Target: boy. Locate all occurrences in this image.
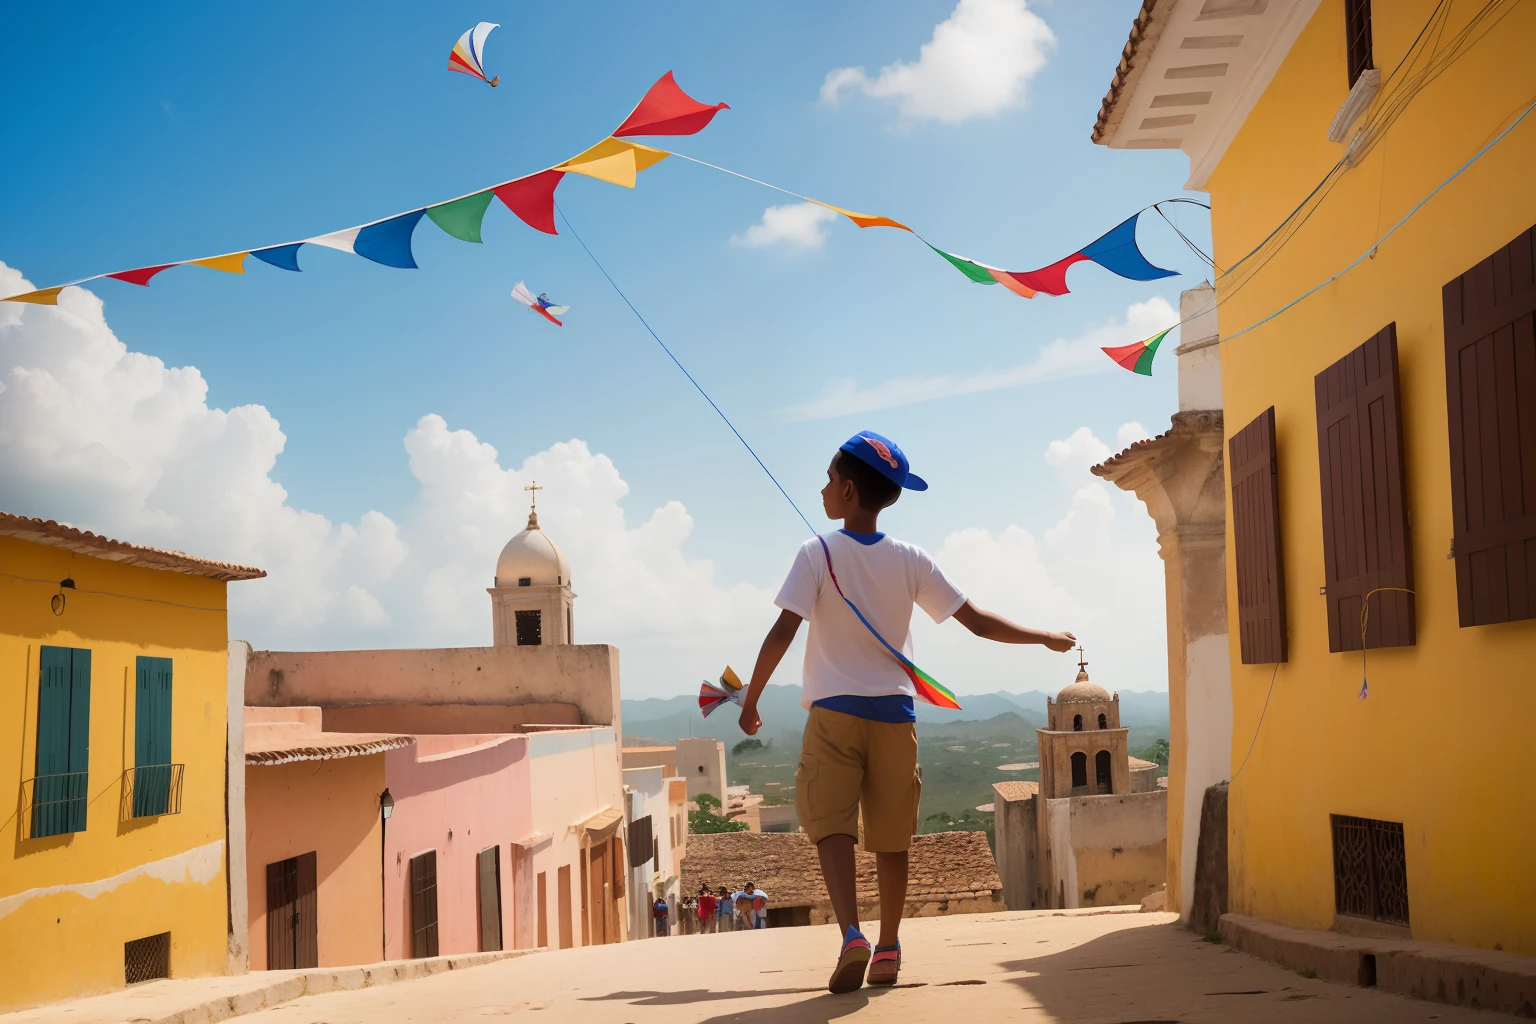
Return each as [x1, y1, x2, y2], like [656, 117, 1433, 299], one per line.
[698, 884, 718, 934]
[738, 431, 1075, 993]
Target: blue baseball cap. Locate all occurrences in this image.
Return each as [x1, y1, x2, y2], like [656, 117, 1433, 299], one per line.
[839, 431, 928, 491]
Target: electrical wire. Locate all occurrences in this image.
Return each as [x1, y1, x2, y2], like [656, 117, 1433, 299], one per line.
[1357, 587, 1417, 699]
[1228, 661, 1281, 785]
[0, 568, 227, 613]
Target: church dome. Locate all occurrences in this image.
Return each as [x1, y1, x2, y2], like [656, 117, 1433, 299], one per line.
[495, 510, 571, 588]
[1056, 666, 1111, 704]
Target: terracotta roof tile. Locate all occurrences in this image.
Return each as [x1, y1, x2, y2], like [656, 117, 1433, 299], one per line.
[1092, 0, 1170, 144]
[992, 781, 1040, 803]
[0, 512, 266, 581]
[246, 727, 413, 765]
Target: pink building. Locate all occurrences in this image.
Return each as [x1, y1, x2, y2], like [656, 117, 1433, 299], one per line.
[238, 508, 629, 965]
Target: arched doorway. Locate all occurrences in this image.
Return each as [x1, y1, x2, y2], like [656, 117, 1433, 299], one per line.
[1095, 750, 1113, 793]
[1071, 751, 1088, 789]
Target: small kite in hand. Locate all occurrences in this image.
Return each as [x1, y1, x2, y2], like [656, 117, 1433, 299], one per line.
[511, 281, 569, 326]
[699, 666, 745, 718]
[449, 23, 500, 87]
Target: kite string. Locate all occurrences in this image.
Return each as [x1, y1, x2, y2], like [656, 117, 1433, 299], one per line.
[552, 200, 815, 536]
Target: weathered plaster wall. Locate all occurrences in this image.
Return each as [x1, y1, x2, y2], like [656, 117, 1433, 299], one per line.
[245, 754, 384, 969]
[1180, 632, 1232, 917]
[1209, 0, 1536, 954]
[992, 787, 1036, 910]
[675, 738, 727, 802]
[0, 538, 235, 1011]
[1069, 791, 1168, 908]
[322, 703, 581, 734]
[246, 645, 621, 734]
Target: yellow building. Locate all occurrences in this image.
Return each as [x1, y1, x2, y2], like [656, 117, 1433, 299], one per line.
[0, 514, 264, 1011]
[1094, 0, 1535, 956]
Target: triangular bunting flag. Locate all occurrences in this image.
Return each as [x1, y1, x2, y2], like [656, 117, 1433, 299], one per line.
[426, 191, 496, 243]
[189, 253, 248, 274]
[353, 210, 425, 269]
[2, 286, 66, 304]
[558, 138, 670, 189]
[493, 170, 565, 235]
[613, 71, 730, 137]
[107, 264, 177, 287]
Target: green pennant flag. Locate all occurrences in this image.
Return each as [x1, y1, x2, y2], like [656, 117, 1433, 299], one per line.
[928, 244, 998, 285]
[426, 191, 496, 244]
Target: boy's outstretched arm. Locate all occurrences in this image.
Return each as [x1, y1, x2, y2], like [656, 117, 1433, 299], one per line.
[739, 608, 803, 736]
[953, 600, 1076, 651]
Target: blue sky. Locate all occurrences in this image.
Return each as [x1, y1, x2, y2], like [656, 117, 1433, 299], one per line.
[0, 1, 1211, 699]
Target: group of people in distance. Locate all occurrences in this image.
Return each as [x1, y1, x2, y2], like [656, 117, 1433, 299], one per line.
[658, 882, 769, 935]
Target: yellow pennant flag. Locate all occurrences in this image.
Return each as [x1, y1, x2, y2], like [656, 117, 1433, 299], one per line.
[810, 200, 911, 232]
[558, 138, 670, 189]
[189, 253, 249, 274]
[2, 286, 66, 304]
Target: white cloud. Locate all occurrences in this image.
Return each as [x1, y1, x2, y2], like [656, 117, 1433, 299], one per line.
[820, 0, 1056, 124]
[911, 430, 1166, 693]
[0, 263, 777, 697]
[0, 263, 1166, 700]
[782, 297, 1176, 421]
[1117, 421, 1152, 449]
[730, 203, 839, 250]
[1044, 427, 1111, 481]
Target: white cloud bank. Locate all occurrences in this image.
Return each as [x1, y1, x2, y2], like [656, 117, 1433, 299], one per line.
[0, 261, 1166, 698]
[821, 0, 1056, 124]
[731, 203, 839, 250]
[783, 296, 1177, 421]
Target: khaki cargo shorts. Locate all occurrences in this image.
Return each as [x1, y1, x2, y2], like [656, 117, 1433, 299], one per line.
[795, 705, 921, 853]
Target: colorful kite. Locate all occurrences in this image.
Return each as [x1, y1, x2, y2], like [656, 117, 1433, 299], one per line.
[0, 72, 725, 305]
[511, 281, 569, 325]
[698, 666, 746, 718]
[1101, 326, 1174, 375]
[448, 23, 500, 87]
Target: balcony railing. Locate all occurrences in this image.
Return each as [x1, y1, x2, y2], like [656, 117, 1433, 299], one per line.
[21, 771, 89, 839]
[119, 764, 185, 820]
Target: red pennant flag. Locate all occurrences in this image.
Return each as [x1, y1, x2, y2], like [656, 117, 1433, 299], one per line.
[493, 170, 565, 235]
[1007, 253, 1090, 297]
[107, 264, 177, 287]
[613, 71, 730, 137]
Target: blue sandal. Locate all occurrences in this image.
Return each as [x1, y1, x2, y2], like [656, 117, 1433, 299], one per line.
[828, 926, 872, 993]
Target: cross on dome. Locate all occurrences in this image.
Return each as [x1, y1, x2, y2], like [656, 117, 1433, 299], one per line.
[524, 480, 543, 528]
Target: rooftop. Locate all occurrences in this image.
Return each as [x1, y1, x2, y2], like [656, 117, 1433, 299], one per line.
[681, 831, 1000, 907]
[0, 512, 266, 582]
[1090, 0, 1317, 188]
[245, 724, 414, 765]
[993, 781, 1041, 803]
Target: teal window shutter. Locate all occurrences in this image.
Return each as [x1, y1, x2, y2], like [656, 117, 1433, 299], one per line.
[133, 656, 173, 817]
[34, 645, 90, 836]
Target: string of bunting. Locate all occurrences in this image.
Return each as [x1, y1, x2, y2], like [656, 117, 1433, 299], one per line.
[2, 73, 1190, 320]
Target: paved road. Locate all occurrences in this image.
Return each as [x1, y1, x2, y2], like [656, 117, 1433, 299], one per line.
[234, 910, 1479, 1023]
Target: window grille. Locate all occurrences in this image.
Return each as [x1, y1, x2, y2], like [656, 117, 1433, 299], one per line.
[124, 931, 170, 984]
[1331, 814, 1409, 925]
[120, 764, 185, 820]
[515, 609, 542, 646]
[23, 771, 89, 839]
[1344, 0, 1373, 87]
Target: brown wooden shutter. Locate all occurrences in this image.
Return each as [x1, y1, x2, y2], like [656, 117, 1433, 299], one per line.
[410, 851, 439, 957]
[1230, 406, 1289, 663]
[1442, 224, 1536, 626]
[294, 852, 318, 969]
[1314, 324, 1415, 651]
[477, 846, 503, 952]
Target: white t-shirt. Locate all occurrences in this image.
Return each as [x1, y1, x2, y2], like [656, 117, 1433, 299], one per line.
[774, 532, 966, 708]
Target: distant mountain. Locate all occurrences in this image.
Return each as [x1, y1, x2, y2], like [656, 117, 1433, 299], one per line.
[619, 684, 1166, 745]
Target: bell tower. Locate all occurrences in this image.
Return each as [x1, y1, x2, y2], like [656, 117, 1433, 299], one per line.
[488, 482, 575, 646]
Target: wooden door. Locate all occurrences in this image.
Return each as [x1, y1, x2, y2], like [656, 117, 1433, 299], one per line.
[410, 851, 439, 958]
[265, 852, 317, 969]
[477, 846, 503, 952]
[556, 864, 573, 949]
[536, 870, 548, 948]
[588, 840, 609, 945]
